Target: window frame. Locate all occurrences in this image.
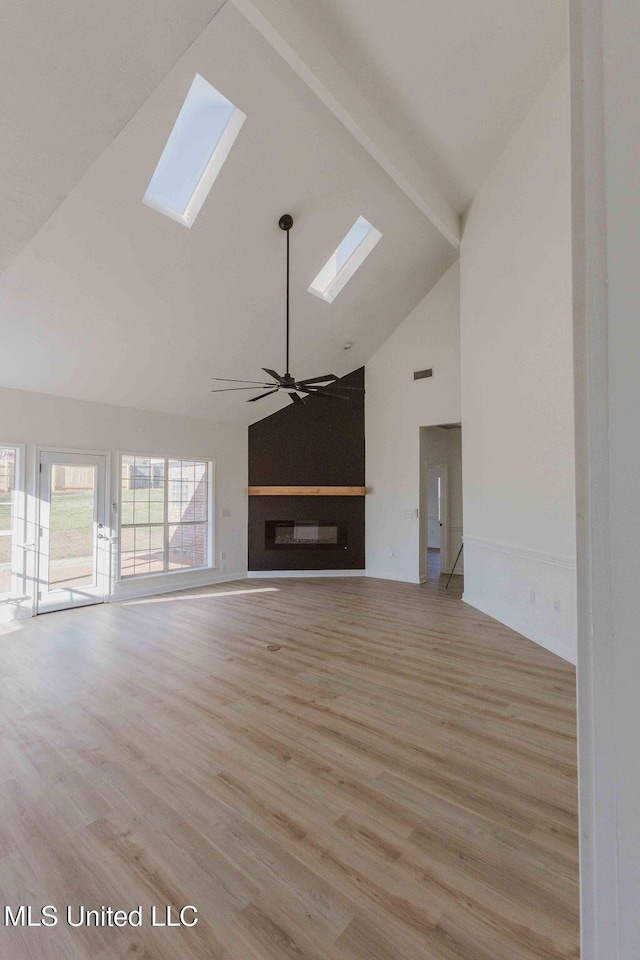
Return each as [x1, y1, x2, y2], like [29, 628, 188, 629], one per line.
[117, 452, 215, 582]
[0, 441, 27, 603]
[308, 215, 383, 304]
[142, 73, 246, 228]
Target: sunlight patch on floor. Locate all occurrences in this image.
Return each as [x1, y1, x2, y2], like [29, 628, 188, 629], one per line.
[122, 586, 279, 605]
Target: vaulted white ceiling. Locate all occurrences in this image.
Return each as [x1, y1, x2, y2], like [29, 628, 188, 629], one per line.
[0, 0, 226, 274]
[1, 0, 566, 423]
[294, 0, 568, 211]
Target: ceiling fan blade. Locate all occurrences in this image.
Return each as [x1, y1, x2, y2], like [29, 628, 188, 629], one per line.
[262, 368, 286, 384]
[301, 386, 349, 398]
[302, 388, 347, 401]
[247, 389, 280, 402]
[211, 386, 275, 393]
[297, 374, 338, 386]
[211, 377, 274, 385]
[289, 392, 305, 406]
[313, 384, 365, 392]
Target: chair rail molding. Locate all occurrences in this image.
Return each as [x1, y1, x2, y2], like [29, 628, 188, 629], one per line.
[463, 535, 576, 571]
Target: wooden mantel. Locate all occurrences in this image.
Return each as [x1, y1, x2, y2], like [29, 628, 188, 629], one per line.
[248, 485, 367, 496]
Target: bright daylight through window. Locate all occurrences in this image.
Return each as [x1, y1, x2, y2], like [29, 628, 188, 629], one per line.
[308, 215, 382, 303]
[120, 456, 210, 579]
[0, 445, 18, 599]
[143, 73, 246, 227]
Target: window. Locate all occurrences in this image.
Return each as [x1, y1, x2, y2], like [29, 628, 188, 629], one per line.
[0, 445, 19, 599]
[308, 215, 382, 303]
[119, 456, 211, 579]
[143, 73, 246, 227]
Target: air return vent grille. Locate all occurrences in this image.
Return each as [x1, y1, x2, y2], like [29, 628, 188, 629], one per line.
[413, 368, 433, 380]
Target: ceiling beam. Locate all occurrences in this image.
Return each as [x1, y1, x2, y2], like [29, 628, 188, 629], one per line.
[232, 0, 460, 248]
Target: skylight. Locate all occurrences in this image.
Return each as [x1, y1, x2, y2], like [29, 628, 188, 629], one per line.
[143, 74, 246, 228]
[308, 216, 382, 303]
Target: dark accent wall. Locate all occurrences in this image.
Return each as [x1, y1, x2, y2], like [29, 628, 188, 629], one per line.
[248, 367, 365, 570]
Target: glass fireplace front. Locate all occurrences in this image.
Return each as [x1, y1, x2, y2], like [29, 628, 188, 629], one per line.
[265, 520, 346, 549]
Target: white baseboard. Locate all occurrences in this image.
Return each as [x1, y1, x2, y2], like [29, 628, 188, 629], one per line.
[248, 569, 366, 579]
[111, 569, 247, 602]
[462, 537, 577, 663]
[365, 571, 421, 584]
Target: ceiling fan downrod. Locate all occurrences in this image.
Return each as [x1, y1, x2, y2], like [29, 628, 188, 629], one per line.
[279, 213, 293, 379]
[210, 213, 365, 406]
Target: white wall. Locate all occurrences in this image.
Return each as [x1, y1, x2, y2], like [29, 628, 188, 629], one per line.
[571, 1, 640, 955]
[0, 386, 247, 618]
[460, 60, 576, 662]
[365, 261, 461, 583]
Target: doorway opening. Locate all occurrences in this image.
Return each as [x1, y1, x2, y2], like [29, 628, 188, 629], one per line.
[419, 424, 463, 588]
[426, 463, 443, 579]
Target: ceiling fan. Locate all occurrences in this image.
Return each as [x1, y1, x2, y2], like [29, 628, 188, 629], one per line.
[211, 214, 364, 406]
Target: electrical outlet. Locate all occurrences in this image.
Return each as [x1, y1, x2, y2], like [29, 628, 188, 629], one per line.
[391, 550, 397, 559]
[530, 590, 536, 603]
[554, 598, 560, 614]
[221, 552, 226, 561]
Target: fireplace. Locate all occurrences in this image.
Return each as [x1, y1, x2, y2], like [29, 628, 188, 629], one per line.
[248, 366, 365, 572]
[249, 495, 363, 570]
[265, 520, 346, 550]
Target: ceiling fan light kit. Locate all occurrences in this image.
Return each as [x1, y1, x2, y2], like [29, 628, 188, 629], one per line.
[211, 215, 365, 406]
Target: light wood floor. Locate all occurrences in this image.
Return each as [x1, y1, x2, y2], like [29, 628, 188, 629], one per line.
[426, 548, 443, 580]
[0, 575, 579, 959]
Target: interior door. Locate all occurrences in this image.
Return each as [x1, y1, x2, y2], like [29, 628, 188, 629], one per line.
[426, 464, 442, 549]
[439, 463, 450, 574]
[37, 451, 109, 613]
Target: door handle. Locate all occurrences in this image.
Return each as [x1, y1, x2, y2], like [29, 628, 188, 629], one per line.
[18, 543, 36, 549]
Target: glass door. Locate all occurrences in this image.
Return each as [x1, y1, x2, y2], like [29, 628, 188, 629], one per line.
[0, 445, 19, 600]
[37, 451, 109, 613]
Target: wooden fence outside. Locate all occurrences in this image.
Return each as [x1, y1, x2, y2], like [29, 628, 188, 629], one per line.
[52, 465, 95, 491]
